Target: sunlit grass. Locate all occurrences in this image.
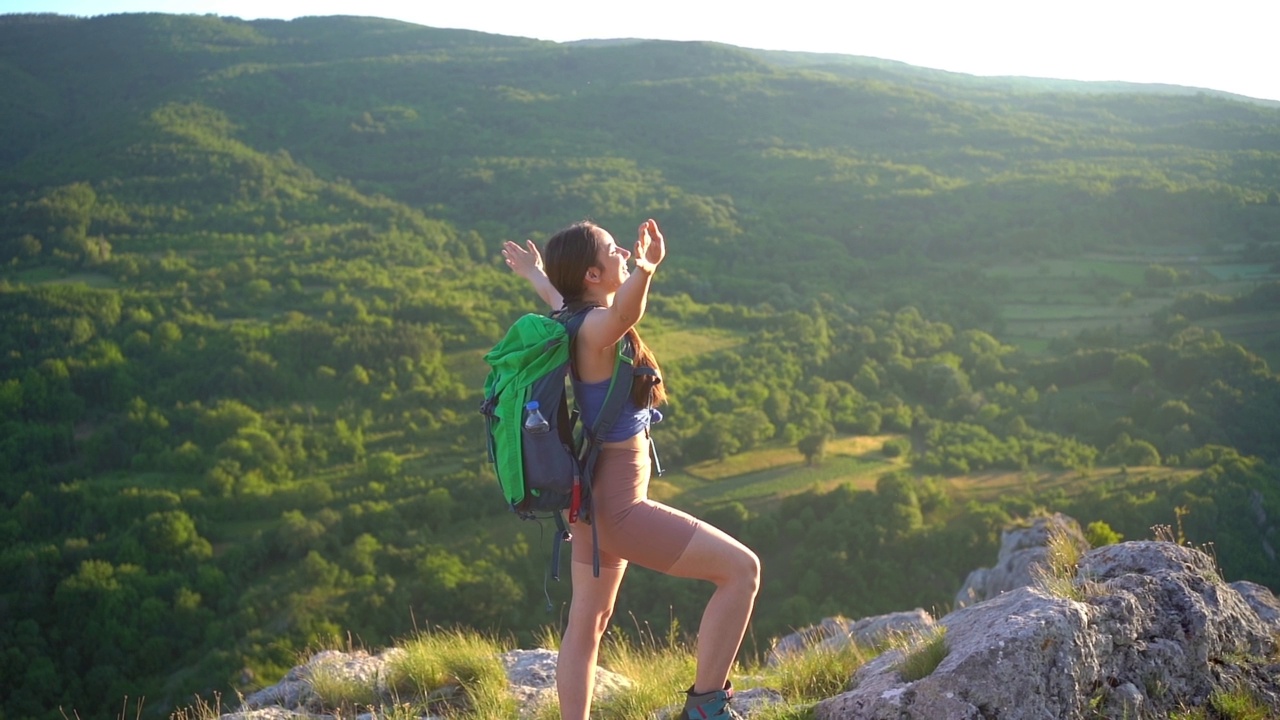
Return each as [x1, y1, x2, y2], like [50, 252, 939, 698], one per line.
[533, 624, 562, 652]
[755, 637, 870, 703]
[385, 629, 515, 719]
[1170, 685, 1273, 720]
[892, 626, 949, 682]
[684, 436, 901, 482]
[676, 454, 888, 508]
[648, 326, 745, 363]
[183, 621, 1280, 720]
[168, 692, 229, 720]
[1032, 524, 1087, 601]
[307, 659, 381, 714]
[591, 621, 697, 720]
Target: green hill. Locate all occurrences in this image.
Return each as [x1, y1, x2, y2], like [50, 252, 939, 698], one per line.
[0, 12, 1278, 720]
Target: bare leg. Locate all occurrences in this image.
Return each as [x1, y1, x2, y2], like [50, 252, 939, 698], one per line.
[557, 560, 627, 720]
[664, 520, 760, 694]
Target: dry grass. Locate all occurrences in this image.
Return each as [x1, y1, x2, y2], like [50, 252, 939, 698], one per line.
[1031, 524, 1091, 602]
[757, 638, 870, 703]
[385, 629, 515, 719]
[891, 626, 949, 682]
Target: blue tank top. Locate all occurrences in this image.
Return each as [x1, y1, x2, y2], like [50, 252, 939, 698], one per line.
[573, 376, 663, 442]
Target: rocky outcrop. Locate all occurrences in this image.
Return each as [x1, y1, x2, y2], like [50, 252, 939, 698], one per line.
[228, 647, 630, 720]
[223, 518, 1280, 720]
[953, 512, 1089, 609]
[814, 541, 1280, 720]
[768, 609, 936, 665]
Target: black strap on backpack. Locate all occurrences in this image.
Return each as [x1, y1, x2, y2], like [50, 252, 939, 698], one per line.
[547, 304, 656, 580]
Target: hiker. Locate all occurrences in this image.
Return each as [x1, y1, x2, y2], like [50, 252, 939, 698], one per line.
[502, 219, 761, 720]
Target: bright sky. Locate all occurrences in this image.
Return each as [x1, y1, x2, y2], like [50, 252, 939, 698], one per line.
[5, 0, 1280, 103]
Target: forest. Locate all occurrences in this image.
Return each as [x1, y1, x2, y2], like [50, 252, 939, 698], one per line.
[1, 11, 1279, 720]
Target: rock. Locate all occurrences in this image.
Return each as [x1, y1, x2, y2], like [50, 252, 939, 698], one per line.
[219, 709, 316, 720]
[1230, 580, 1280, 631]
[498, 647, 631, 716]
[954, 512, 1089, 609]
[768, 610, 936, 665]
[222, 518, 1280, 720]
[845, 610, 936, 650]
[242, 648, 405, 712]
[815, 541, 1280, 719]
[232, 647, 630, 720]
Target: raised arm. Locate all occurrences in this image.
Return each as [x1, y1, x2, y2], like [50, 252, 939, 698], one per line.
[582, 218, 665, 349]
[503, 239, 562, 310]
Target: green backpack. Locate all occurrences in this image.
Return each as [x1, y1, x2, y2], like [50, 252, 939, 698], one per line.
[479, 306, 643, 583]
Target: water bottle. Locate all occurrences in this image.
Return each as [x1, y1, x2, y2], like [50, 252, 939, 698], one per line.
[523, 400, 550, 434]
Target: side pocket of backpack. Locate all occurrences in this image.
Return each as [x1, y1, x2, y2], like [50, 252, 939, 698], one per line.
[521, 426, 578, 512]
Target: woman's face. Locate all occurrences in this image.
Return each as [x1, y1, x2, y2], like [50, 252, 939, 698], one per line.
[591, 228, 631, 290]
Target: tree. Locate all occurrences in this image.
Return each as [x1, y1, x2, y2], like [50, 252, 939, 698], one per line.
[798, 431, 830, 466]
[366, 451, 402, 481]
[875, 472, 924, 540]
[1084, 521, 1123, 547]
[1110, 352, 1151, 390]
[1144, 264, 1182, 288]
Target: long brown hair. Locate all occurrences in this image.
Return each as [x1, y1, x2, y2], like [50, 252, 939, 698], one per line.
[544, 221, 667, 408]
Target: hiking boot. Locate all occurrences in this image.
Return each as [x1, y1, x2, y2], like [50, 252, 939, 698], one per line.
[682, 682, 744, 720]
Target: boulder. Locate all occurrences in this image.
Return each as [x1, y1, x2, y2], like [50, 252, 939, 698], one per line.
[233, 647, 629, 720]
[954, 512, 1089, 609]
[221, 519, 1280, 720]
[768, 610, 936, 665]
[815, 541, 1280, 720]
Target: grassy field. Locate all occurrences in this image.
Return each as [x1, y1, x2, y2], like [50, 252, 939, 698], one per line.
[646, 326, 744, 363]
[945, 465, 1198, 503]
[653, 431, 1201, 516]
[986, 248, 1280, 357]
[1198, 312, 1280, 371]
[658, 435, 906, 511]
[24, 268, 117, 287]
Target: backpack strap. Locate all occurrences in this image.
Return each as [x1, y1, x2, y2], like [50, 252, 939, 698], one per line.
[577, 340, 637, 577]
[556, 305, 647, 578]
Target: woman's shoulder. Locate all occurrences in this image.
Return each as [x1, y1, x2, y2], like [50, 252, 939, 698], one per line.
[575, 306, 622, 343]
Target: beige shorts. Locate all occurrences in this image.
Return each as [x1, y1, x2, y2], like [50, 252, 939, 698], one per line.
[571, 435, 700, 572]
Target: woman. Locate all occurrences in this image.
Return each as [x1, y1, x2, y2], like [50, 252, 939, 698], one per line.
[503, 219, 760, 720]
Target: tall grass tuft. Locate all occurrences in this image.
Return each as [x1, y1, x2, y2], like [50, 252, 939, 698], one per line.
[590, 618, 698, 720]
[307, 659, 381, 715]
[1032, 524, 1087, 601]
[1206, 685, 1272, 720]
[168, 692, 228, 720]
[1170, 685, 1272, 720]
[756, 638, 870, 703]
[385, 628, 515, 719]
[533, 623, 562, 652]
[1153, 510, 1225, 585]
[893, 626, 949, 682]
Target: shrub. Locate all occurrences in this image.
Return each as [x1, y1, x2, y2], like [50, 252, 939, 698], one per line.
[881, 438, 910, 458]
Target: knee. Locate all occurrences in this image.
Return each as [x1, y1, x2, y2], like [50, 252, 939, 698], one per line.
[736, 547, 761, 595]
[716, 545, 760, 595]
[569, 601, 616, 638]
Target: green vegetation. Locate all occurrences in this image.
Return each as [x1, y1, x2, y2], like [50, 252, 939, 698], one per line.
[763, 638, 869, 702]
[388, 630, 515, 718]
[1031, 522, 1089, 601]
[1171, 685, 1274, 720]
[0, 12, 1278, 720]
[893, 626, 950, 682]
[190, 624, 865, 719]
[592, 625, 698, 720]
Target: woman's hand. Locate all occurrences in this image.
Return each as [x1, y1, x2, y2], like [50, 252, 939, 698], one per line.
[634, 219, 665, 274]
[504, 239, 563, 310]
[502, 239, 545, 280]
